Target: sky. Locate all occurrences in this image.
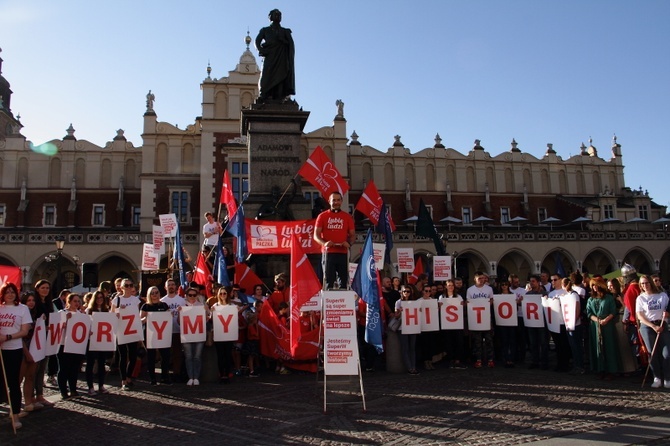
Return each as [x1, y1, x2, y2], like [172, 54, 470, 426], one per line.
[1, 1, 669, 209]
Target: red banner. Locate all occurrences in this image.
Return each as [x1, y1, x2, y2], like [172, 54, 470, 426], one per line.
[0, 266, 22, 290]
[246, 218, 320, 255]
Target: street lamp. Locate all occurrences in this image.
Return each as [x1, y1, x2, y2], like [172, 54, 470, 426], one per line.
[45, 235, 66, 296]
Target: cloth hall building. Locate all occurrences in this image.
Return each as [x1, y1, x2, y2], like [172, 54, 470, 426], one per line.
[0, 43, 668, 292]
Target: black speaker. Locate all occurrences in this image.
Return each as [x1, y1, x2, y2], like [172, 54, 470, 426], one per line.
[82, 263, 99, 288]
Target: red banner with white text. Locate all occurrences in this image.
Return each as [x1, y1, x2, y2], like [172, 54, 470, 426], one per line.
[246, 218, 321, 255]
[0, 266, 22, 290]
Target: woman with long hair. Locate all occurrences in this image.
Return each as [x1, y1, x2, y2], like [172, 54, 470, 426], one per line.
[636, 275, 670, 388]
[57, 293, 85, 399]
[19, 291, 42, 414]
[210, 286, 235, 383]
[586, 277, 621, 379]
[110, 278, 141, 391]
[0, 283, 32, 430]
[85, 290, 110, 395]
[140, 286, 170, 385]
[394, 285, 419, 375]
[33, 280, 57, 400]
[180, 287, 210, 385]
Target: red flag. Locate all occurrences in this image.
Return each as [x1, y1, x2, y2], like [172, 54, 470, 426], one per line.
[297, 146, 349, 197]
[0, 266, 22, 291]
[407, 256, 424, 285]
[219, 170, 237, 218]
[234, 262, 264, 293]
[355, 180, 383, 225]
[289, 234, 321, 355]
[192, 252, 213, 297]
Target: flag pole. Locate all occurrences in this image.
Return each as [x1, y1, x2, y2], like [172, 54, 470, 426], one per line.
[274, 174, 300, 211]
[0, 348, 17, 435]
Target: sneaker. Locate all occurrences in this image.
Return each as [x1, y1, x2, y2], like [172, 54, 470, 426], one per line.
[193, 379, 200, 386]
[408, 369, 420, 375]
[12, 420, 22, 430]
[186, 379, 194, 386]
[87, 388, 98, 396]
[474, 360, 483, 368]
[160, 378, 172, 386]
[33, 402, 44, 410]
[150, 380, 158, 386]
[99, 386, 110, 394]
[652, 378, 662, 388]
[487, 360, 495, 368]
[36, 398, 54, 407]
[279, 367, 291, 375]
[664, 380, 670, 389]
[249, 371, 260, 377]
[70, 391, 80, 398]
[23, 403, 37, 412]
[17, 410, 29, 418]
[122, 384, 131, 391]
[452, 361, 467, 370]
[46, 376, 57, 387]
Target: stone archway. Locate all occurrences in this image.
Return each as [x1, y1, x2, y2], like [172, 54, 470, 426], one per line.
[541, 249, 576, 278]
[497, 249, 534, 282]
[453, 250, 488, 286]
[582, 248, 616, 276]
[622, 248, 654, 275]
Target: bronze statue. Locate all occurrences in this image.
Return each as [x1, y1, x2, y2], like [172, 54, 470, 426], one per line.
[255, 9, 295, 102]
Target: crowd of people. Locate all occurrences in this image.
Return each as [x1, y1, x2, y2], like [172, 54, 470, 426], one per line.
[1, 259, 669, 431]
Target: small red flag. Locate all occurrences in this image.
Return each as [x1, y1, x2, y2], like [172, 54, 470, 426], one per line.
[407, 257, 424, 285]
[298, 146, 349, 197]
[220, 170, 237, 218]
[234, 262, 264, 293]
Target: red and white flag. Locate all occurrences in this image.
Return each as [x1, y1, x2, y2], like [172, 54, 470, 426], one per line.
[192, 252, 213, 297]
[298, 146, 349, 197]
[234, 262, 264, 293]
[290, 233, 321, 355]
[407, 256, 424, 285]
[220, 170, 237, 218]
[355, 180, 383, 225]
[0, 266, 22, 290]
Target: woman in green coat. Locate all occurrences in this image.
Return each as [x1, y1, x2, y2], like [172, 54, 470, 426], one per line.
[586, 277, 622, 378]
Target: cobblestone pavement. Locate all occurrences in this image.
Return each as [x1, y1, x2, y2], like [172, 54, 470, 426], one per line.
[1, 362, 669, 445]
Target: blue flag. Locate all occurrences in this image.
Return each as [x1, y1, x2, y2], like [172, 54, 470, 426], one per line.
[173, 222, 187, 288]
[375, 199, 393, 265]
[351, 228, 384, 353]
[227, 204, 247, 263]
[214, 236, 231, 287]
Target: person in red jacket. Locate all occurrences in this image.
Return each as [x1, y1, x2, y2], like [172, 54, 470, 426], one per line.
[314, 192, 355, 290]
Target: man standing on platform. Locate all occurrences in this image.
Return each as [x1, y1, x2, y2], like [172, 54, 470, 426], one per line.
[314, 192, 355, 290]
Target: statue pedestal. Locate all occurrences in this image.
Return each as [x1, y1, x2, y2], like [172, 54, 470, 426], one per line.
[241, 100, 312, 221]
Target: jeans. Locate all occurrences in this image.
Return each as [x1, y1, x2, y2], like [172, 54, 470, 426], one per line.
[527, 327, 549, 366]
[399, 333, 417, 371]
[183, 341, 205, 380]
[640, 325, 670, 381]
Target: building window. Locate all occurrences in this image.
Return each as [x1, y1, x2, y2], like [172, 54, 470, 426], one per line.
[500, 207, 510, 224]
[43, 204, 56, 226]
[231, 161, 249, 203]
[0, 204, 5, 227]
[170, 189, 190, 224]
[132, 206, 141, 226]
[462, 207, 472, 225]
[603, 204, 614, 219]
[92, 204, 105, 226]
[638, 205, 649, 220]
[538, 207, 547, 223]
[304, 191, 321, 207]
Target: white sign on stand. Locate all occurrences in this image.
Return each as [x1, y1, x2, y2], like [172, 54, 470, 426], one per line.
[323, 291, 359, 376]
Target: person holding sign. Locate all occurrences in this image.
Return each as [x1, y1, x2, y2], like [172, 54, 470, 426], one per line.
[0, 283, 32, 430]
[210, 286, 236, 384]
[466, 272, 495, 368]
[560, 277, 584, 375]
[85, 291, 111, 395]
[57, 293, 85, 399]
[140, 286, 171, 386]
[636, 275, 670, 388]
[111, 278, 142, 391]
[395, 286, 419, 375]
[180, 287, 210, 386]
[33, 279, 54, 408]
[314, 192, 356, 290]
[526, 275, 549, 370]
[19, 291, 42, 413]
